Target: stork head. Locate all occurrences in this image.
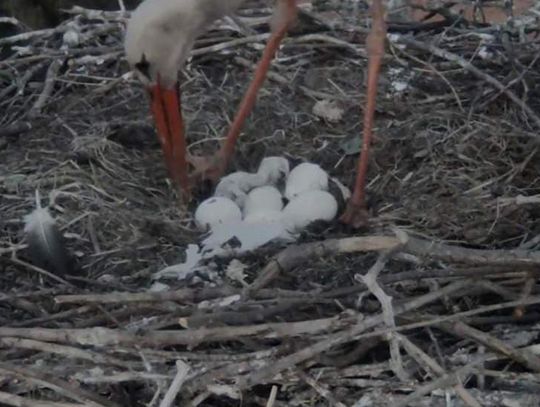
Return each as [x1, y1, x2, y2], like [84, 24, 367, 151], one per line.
[124, 0, 245, 171]
[125, 0, 205, 88]
[124, 0, 215, 165]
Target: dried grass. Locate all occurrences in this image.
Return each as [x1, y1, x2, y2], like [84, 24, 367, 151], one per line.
[1, 0, 540, 406]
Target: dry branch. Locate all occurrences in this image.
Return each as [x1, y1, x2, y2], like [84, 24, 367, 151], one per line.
[30, 58, 65, 115]
[159, 360, 190, 407]
[243, 235, 402, 297]
[236, 280, 470, 388]
[0, 363, 120, 407]
[389, 361, 484, 407]
[55, 286, 238, 304]
[298, 371, 347, 407]
[0, 337, 131, 368]
[55, 233, 540, 307]
[398, 333, 481, 407]
[0, 392, 82, 407]
[0, 314, 356, 347]
[440, 321, 540, 373]
[357, 252, 408, 380]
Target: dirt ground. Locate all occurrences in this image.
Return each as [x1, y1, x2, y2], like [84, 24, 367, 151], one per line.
[1, 1, 540, 406]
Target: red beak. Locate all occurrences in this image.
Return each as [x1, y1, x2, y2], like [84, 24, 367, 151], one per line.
[148, 79, 190, 195]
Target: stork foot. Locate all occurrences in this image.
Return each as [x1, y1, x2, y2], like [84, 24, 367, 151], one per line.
[339, 200, 370, 229]
[187, 152, 228, 185]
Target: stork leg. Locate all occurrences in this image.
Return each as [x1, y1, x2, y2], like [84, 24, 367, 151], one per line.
[340, 0, 386, 228]
[188, 0, 298, 183]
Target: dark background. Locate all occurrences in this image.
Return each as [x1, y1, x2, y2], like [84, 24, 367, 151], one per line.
[1, 0, 141, 32]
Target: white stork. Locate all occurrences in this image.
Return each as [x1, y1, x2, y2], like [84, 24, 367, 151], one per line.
[124, 0, 387, 227]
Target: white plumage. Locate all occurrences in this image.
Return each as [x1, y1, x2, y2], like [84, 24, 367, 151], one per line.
[125, 0, 245, 87]
[214, 156, 290, 208]
[257, 156, 290, 185]
[213, 171, 259, 208]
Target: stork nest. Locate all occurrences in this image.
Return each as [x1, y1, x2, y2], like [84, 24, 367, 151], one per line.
[2, 1, 540, 406]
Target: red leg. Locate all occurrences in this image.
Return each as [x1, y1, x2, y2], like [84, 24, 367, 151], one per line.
[340, 0, 387, 227]
[189, 0, 298, 182]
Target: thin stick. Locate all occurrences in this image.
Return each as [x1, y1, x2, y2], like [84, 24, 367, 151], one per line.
[441, 320, 540, 372]
[0, 391, 81, 407]
[265, 385, 278, 407]
[299, 371, 347, 407]
[159, 360, 190, 407]
[389, 361, 484, 407]
[0, 315, 355, 347]
[0, 337, 130, 368]
[31, 58, 65, 115]
[0, 363, 120, 407]
[357, 252, 408, 380]
[237, 280, 469, 388]
[398, 334, 481, 407]
[513, 274, 535, 318]
[243, 235, 400, 298]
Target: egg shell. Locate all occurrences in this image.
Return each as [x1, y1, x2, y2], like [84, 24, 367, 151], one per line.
[285, 162, 329, 200]
[282, 190, 337, 232]
[194, 197, 242, 231]
[243, 186, 283, 218]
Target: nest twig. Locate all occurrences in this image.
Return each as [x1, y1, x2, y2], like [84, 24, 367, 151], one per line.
[1, 0, 540, 406]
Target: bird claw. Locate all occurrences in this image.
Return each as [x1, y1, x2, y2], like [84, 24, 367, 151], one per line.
[339, 200, 370, 229]
[187, 152, 228, 185]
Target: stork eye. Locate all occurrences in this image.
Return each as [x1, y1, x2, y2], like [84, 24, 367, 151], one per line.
[135, 54, 151, 80]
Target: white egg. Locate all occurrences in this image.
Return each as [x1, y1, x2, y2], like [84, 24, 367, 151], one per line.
[282, 190, 338, 232]
[244, 210, 283, 224]
[194, 197, 242, 231]
[285, 162, 329, 200]
[243, 186, 283, 218]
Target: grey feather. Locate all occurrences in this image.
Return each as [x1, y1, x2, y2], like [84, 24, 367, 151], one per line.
[23, 191, 73, 276]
